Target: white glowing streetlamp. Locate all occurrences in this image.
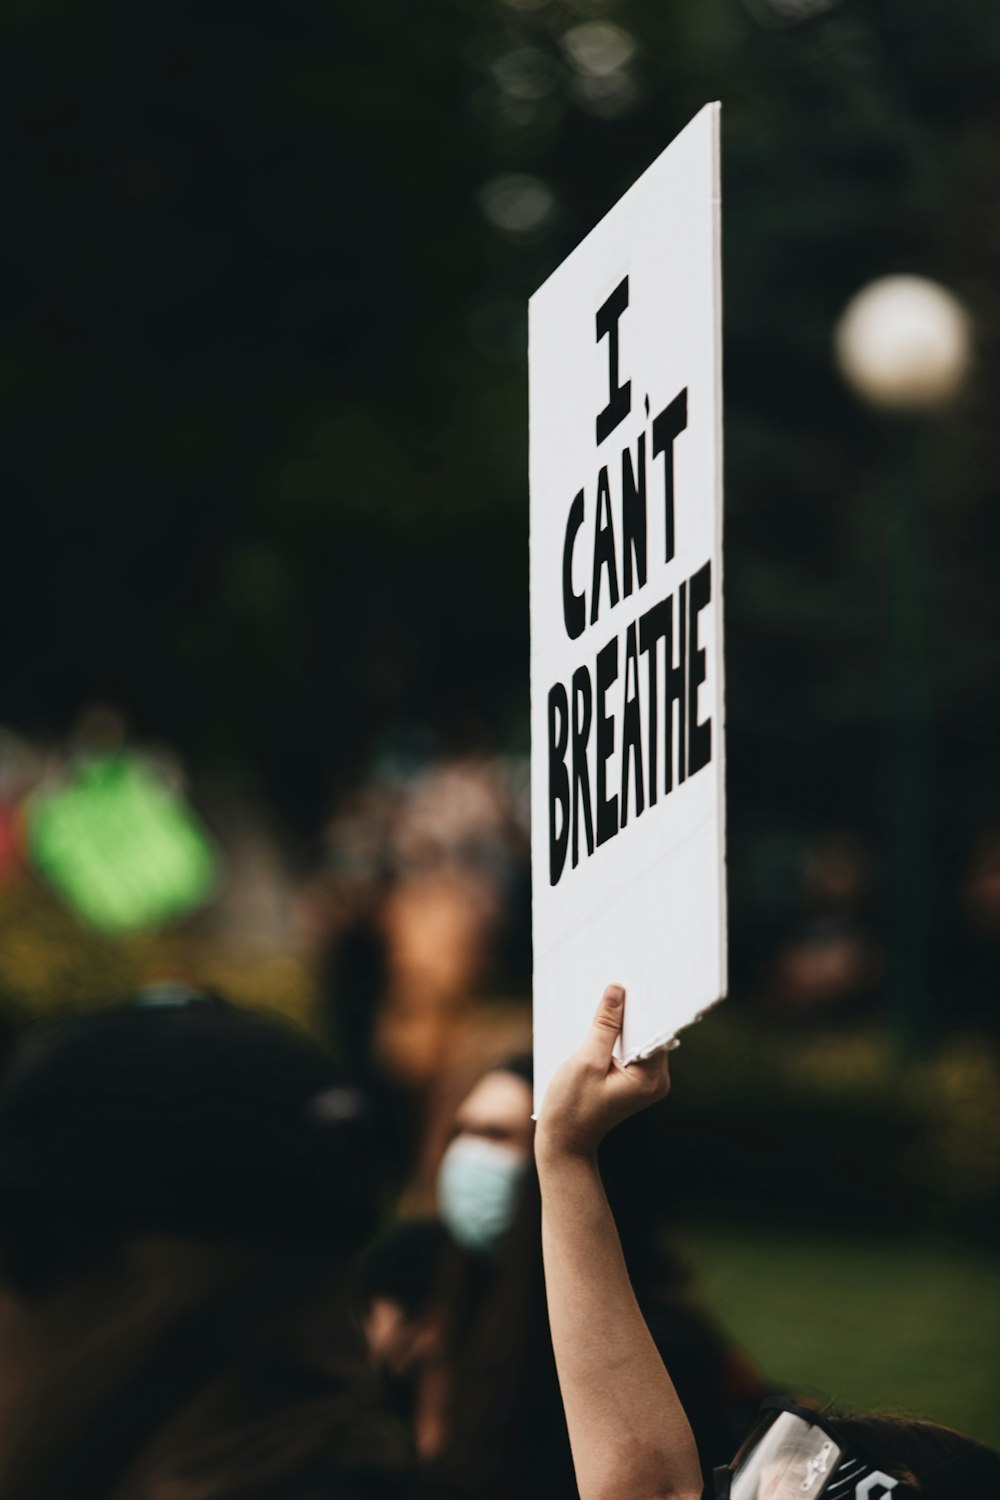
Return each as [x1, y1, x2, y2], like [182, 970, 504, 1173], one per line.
[834, 274, 973, 1053]
[834, 274, 972, 413]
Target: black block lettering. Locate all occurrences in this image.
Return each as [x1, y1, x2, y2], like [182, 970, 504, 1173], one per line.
[620, 621, 644, 828]
[571, 665, 595, 868]
[688, 561, 712, 776]
[562, 489, 586, 640]
[621, 432, 647, 599]
[639, 598, 668, 809]
[595, 278, 631, 445]
[665, 583, 687, 794]
[595, 637, 619, 847]
[652, 388, 688, 563]
[548, 682, 570, 885]
[590, 466, 620, 625]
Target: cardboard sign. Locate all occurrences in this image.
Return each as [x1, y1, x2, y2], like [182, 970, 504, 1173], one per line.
[530, 104, 726, 1108]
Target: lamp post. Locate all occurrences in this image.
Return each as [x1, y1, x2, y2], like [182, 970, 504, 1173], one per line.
[834, 276, 972, 1053]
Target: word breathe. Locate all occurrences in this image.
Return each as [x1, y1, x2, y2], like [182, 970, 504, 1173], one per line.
[547, 275, 714, 887]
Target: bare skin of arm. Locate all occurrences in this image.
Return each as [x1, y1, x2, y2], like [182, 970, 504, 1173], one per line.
[535, 984, 704, 1500]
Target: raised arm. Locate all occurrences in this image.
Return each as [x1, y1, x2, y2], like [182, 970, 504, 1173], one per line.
[535, 984, 704, 1500]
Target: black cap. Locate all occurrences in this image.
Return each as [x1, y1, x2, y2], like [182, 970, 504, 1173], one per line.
[0, 998, 383, 1252]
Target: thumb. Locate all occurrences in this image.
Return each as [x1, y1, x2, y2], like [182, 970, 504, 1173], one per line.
[584, 983, 626, 1068]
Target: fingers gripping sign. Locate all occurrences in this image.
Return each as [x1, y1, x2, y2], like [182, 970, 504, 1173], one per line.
[536, 985, 672, 1161]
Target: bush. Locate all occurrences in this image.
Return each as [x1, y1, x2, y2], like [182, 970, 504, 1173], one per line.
[658, 1007, 1000, 1244]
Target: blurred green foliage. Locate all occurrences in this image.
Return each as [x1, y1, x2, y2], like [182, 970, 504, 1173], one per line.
[661, 1008, 1000, 1243]
[0, 876, 317, 1030]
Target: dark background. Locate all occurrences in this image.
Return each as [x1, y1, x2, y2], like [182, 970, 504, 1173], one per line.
[3, 0, 1000, 1085]
[4, 1, 997, 822]
[1, 0, 1000, 1442]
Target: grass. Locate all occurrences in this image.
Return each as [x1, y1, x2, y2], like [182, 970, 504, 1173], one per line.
[677, 1224, 1000, 1449]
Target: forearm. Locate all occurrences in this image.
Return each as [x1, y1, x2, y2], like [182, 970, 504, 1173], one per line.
[537, 1138, 703, 1500]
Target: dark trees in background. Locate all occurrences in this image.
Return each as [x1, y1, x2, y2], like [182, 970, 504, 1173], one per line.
[2, 0, 999, 994]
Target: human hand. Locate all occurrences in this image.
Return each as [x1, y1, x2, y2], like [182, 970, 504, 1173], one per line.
[535, 984, 671, 1165]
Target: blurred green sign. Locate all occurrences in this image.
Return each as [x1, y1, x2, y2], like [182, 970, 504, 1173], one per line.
[27, 753, 216, 934]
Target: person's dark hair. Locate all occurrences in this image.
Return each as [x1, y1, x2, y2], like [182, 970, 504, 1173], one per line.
[363, 1218, 451, 1320]
[826, 1412, 1000, 1496]
[435, 1163, 566, 1500]
[494, 1053, 532, 1091]
[0, 996, 384, 1293]
[0, 997, 405, 1500]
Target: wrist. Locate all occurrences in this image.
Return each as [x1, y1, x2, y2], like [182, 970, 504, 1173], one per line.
[535, 1125, 599, 1175]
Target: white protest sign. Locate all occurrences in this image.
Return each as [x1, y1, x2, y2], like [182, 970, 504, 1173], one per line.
[530, 104, 726, 1110]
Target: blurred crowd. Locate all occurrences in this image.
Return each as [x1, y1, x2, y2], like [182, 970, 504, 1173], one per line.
[0, 718, 777, 1499]
[0, 987, 770, 1500]
[0, 720, 998, 1495]
[5, 715, 1000, 1043]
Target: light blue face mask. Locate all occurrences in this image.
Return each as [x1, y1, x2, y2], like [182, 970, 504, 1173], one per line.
[437, 1135, 528, 1254]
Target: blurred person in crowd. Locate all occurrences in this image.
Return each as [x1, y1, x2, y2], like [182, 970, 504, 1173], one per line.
[356, 1058, 536, 1471]
[0, 993, 407, 1500]
[362, 1219, 451, 1452]
[313, 753, 533, 1213]
[536, 984, 1000, 1500]
[320, 901, 421, 1191]
[413, 1055, 765, 1500]
[436, 1054, 534, 1258]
